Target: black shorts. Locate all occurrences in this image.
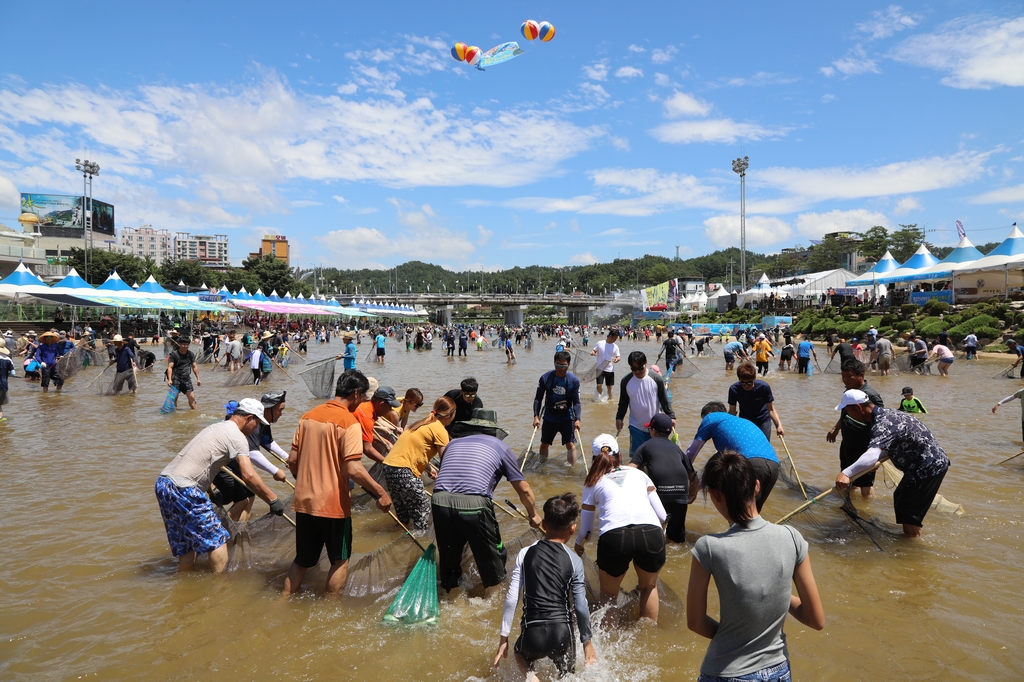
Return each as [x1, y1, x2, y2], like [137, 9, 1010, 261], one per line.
[514, 623, 575, 676]
[894, 469, 947, 527]
[747, 457, 780, 512]
[213, 460, 254, 503]
[173, 378, 194, 394]
[724, 351, 735, 363]
[376, 347, 385, 356]
[431, 492, 506, 590]
[596, 524, 666, 578]
[541, 419, 575, 446]
[598, 371, 614, 386]
[0, 390, 7, 406]
[660, 495, 689, 543]
[294, 513, 352, 567]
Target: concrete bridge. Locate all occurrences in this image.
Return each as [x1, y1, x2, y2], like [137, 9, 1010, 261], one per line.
[354, 292, 635, 326]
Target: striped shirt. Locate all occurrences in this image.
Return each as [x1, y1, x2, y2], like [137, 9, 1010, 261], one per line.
[434, 434, 524, 497]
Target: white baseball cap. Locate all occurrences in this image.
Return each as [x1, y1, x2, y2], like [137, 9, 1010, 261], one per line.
[234, 398, 270, 425]
[591, 433, 619, 458]
[835, 389, 870, 411]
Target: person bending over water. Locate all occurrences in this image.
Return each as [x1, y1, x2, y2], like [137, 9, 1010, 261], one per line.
[687, 451, 824, 682]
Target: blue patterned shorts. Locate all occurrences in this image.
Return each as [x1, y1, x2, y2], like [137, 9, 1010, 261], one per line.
[699, 659, 791, 682]
[155, 476, 229, 557]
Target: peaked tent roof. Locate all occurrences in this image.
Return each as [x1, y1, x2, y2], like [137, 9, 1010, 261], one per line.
[876, 245, 942, 284]
[894, 237, 985, 282]
[96, 271, 135, 292]
[50, 268, 95, 290]
[846, 251, 901, 286]
[0, 261, 47, 288]
[953, 224, 1024, 275]
[136, 275, 172, 295]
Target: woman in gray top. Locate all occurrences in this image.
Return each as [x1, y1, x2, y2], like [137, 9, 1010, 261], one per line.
[687, 452, 825, 681]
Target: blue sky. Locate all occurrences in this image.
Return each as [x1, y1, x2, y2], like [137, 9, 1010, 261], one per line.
[0, 2, 1022, 269]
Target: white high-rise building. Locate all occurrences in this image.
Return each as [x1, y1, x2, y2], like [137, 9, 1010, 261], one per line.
[174, 232, 230, 268]
[121, 225, 173, 265]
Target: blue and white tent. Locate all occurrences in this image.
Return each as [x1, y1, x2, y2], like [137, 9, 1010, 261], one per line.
[876, 245, 941, 284]
[898, 237, 984, 282]
[846, 251, 901, 286]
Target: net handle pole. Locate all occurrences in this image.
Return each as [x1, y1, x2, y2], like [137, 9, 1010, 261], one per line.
[997, 449, 1024, 465]
[220, 465, 296, 526]
[520, 425, 539, 469]
[778, 435, 807, 499]
[775, 461, 884, 525]
[84, 365, 109, 391]
[503, 499, 531, 522]
[575, 429, 589, 476]
[297, 356, 336, 375]
[387, 509, 427, 552]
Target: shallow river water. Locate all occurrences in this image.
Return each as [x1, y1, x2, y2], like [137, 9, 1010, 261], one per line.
[1, 335, 1023, 681]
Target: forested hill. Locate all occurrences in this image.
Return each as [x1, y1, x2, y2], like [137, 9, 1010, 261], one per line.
[320, 247, 773, 296]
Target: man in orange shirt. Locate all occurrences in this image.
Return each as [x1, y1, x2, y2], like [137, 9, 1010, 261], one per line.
[354, 385, 402, 463]
[282, 369, 392, 595]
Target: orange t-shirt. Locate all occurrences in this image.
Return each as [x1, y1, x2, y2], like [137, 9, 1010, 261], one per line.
[289, 400, 363, 519]
[353, 401, 376, 443]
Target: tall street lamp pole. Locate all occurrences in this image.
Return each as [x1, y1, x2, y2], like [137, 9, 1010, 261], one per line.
[75, 158, 100, 283]
[731, 155, 749, 291]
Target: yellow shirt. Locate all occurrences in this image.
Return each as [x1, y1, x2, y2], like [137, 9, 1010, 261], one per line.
[754, 339, 773, 363]
[383, 420, 450, 477]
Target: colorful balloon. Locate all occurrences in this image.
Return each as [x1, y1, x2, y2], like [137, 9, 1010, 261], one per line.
[521, 20, 539, 40]
[464, 46, 481, 66]
[450, 42, 468, 61]
[538, 21, 555, 42]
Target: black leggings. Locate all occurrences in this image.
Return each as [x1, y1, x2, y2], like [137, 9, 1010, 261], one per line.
[514, 623, 575, 677]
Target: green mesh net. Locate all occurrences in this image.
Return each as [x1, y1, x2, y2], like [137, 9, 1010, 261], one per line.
[381, 544, 439, 626]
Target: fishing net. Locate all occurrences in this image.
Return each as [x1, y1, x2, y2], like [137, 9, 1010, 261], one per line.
[196, 350, 217, 364]
[576, 363, 601, 383]
[56, 346, 86, 380]
[224, 368, 257, 387]
[524, 335, 533, 350]
[880, 460, 964, 516]
[82, 348, 109, 368]
[94, 364, 137, 396]
[491, 337, 501, 348]
[298, 358, 336, 399]
[351, 462, 392, 510]
[993, 365, 1017, 380]
[894, 355, 932, 375]
[381, 544, 439, 626]
[822, 357, 841, 374]
[162, 337, 177, 358]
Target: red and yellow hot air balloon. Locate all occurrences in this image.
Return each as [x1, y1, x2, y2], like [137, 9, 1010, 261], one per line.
[538, 21, 556, 42]
[521, 20, 539, 40]
[450, 42, 468, 61]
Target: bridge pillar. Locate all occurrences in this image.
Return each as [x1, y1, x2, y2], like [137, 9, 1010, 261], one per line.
[503, 305, 527, 326]
[434, 305, 453, 326]
[565, 306, 595, 327]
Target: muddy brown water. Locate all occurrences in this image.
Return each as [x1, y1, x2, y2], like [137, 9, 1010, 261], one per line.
[1, 337, 1022, 680]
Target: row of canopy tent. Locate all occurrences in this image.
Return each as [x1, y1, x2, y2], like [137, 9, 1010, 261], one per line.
[735, 268, 861, 308]
[847, 224, 1024, 290]
[0, 262, 426, 317]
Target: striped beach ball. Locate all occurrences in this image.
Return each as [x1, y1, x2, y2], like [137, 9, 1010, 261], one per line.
[521, 20, 539, 40]
[464, 46, 481, 66]
[538, 21, 556, 42]
[451, 42, 468, 61]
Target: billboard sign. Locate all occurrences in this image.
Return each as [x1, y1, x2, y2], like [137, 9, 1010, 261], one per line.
[20, 193, 115, 237]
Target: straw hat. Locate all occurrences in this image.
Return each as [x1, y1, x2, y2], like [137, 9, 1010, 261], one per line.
[38, 331, 60, 341]
[112, 334, 125, 343]
[0, 344, 8, 355]
[261, 330, 274, 340]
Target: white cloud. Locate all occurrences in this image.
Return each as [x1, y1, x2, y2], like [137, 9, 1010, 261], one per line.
[0, 173, 19, 210]
[758, 150, 990, 203]
[332, 195, 347, 204]
[892, 16, 1024, 89]
[476, 224, 493, 245]
[320, 225, 476, 263]
[610, 136, 630, 151]
[971, 183, 1024, 204]
[569, 218, 580, 232]
[722, 72, 798, 87]
[582, 61, 609, 82]
[387, 198, 437, 228]
[653, 73, 674, 87]
[821, 93, 836, 103]
[615, 66, 644, 79]
[627, 45, 646, 54]
[570, 251, 599, 264]
[823, 45, 880, 77]
[0, 73, 604, 230]
[289, 199, 322, 208]
[346, 48, 393, 63]
[336, 83, 358, 95]
[651, 47, 678, 64]
[578, 82, 610, 105]
[857, 5, 920, 40]
[793, 209, 890, 240]
[892, 196, 922, 215]
[595, 228, 627, 236]
[663, 91, 712, 117]
[650, 119, 787, 144]
[703, 214, 792, 248]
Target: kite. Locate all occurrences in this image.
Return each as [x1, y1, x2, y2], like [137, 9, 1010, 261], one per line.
[474, 41, 524, 70]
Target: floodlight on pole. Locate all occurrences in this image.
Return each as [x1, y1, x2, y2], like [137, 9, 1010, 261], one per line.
[75, 158, 100, 283]
[731, 155, 749, 291]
